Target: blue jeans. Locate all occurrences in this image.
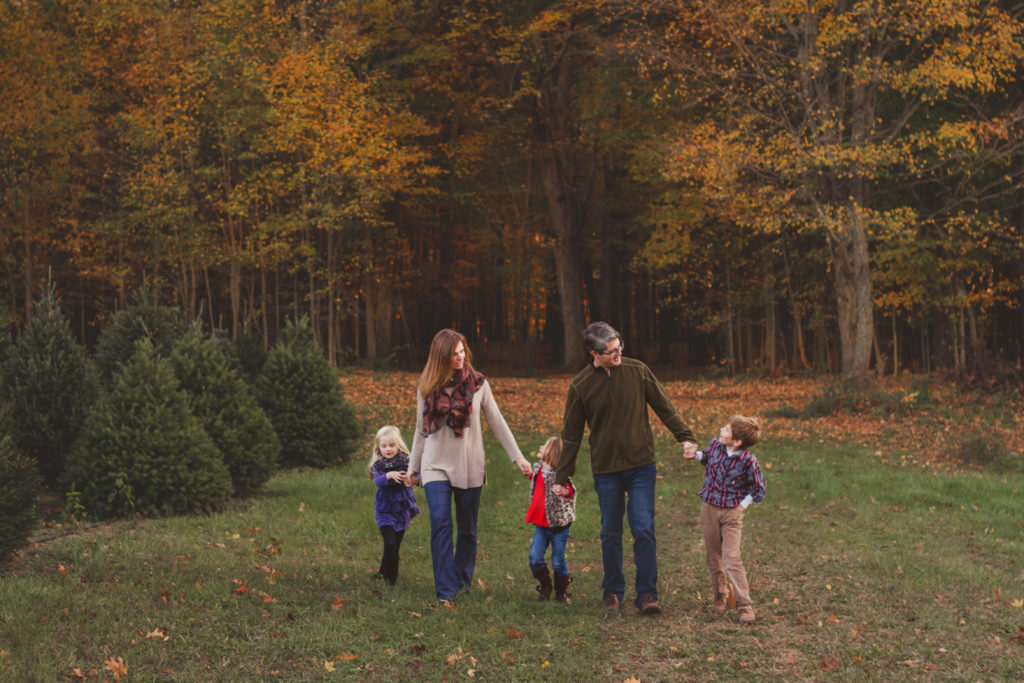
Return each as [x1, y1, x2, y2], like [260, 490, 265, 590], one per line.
[423, 481, 481, 601]
[593, 463, 658, 607]
[528, 525, 571, 576]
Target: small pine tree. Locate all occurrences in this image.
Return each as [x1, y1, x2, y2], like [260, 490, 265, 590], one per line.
[0, 434, 43, 561]
[64, 339, 232, 519]
[1, 284, 98, 486]
[230, 331, 268, 386]
[93, 285, 184, 384]
[256, 318, 360, 468]
[170, 327, 280, 496]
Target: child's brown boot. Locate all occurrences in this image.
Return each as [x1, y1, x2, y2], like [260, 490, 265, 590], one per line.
[533, 568, 552, 601]
[738, 606, 755, 625]
[710, 593, 728, 613]
[554, 574, 573, 603]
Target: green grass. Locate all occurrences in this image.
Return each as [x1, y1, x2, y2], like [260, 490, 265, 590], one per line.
[2, 433, 1023, 680]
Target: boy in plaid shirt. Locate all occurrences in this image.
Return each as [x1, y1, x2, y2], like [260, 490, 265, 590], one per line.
[684, 415, 765, 625]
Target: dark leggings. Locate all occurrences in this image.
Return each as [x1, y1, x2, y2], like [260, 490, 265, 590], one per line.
[379, 525, 406, 585]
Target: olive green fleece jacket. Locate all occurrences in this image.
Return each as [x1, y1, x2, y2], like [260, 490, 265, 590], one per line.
[555, 357, 694, 485]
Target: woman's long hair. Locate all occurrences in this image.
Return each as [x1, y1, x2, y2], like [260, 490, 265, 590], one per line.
[417, 328, 474, 397]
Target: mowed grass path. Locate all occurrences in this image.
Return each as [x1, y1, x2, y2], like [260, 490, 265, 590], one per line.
[2, 374, 1023, 680]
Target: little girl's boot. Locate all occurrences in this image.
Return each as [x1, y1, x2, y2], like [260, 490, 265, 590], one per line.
[554, 574, 573, 603]
[533, 567, 552, 600]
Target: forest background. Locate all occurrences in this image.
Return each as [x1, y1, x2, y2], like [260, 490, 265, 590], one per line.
[3, 0, 1024, 377]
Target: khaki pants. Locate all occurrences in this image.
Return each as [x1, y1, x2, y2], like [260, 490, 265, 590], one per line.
[700, 501, 752, 610]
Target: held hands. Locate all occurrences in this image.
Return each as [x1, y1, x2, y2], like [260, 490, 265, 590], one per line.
[682, 441, 698, 460]
[402, 471, 420, 487]
[515, 457, 532, 477]
[551, 484, 570, 497]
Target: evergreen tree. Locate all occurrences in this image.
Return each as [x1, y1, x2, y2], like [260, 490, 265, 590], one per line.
[170, 327, 280, 496]
[93, 285, 185, 384]
[229, 331, 268, 386]
[1, 284, 98, 486]
[256, 318, 360, 468]
[0, 434, 43, 561]
[64, 339, 231, 519]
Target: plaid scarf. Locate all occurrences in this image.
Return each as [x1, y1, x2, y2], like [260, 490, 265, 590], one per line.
[373, 451, 410, 479]
[421, 367, 485, 438]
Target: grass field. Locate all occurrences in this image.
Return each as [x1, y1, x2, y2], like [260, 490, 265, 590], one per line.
[2, 373, 1023, 680]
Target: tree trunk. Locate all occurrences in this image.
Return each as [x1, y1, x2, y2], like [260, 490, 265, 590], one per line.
[763, 261, 777, 371]
[822, 204, 873, 375]
[780, 236, 810, 370]
[364, 269, 377, 359]
[534, 38, 588, 371]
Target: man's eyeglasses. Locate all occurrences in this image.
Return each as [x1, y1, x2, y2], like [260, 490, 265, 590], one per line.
[597, 344, 624, 357]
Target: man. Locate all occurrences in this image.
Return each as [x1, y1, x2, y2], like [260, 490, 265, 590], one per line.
[553, 322, 696, 615]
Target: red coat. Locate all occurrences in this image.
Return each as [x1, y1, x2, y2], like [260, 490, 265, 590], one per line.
[525, 463, 576, 527]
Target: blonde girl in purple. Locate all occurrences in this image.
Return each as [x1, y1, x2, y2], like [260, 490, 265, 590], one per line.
[367, 425, 420, 585]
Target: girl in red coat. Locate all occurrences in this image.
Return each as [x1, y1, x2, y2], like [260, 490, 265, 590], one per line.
[526, 437, 576, 601]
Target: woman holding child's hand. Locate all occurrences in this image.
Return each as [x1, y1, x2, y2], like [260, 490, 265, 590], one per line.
[408, 329, 530, 606]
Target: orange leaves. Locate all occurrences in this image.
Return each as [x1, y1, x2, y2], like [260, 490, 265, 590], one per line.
[331, 596, 346, 610]
[323, 653, 357, 672]
[146, 626, 170, 641]
[104, 656, 128, 680]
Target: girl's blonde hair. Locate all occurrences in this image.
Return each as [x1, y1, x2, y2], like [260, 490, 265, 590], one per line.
[417, 328, 475, 397]
[538, 436, 563, 468]
[367, 425, 411, 478]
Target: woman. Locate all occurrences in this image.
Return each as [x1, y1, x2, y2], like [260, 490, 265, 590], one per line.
[407, 329, 531, 606]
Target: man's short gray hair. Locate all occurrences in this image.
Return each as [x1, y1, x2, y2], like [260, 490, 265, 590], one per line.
[583, 322, 621, 353]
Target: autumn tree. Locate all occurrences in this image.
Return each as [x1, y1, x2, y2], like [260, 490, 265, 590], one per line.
[253, 22, 436, 363]
[0, 2, 94, 319]
[635, 0, 1024, 375]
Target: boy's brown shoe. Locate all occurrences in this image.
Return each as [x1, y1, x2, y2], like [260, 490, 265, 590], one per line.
[603, 593, 621, 609]
[710, 594, 728, 613]
[738, 607, 755, 625]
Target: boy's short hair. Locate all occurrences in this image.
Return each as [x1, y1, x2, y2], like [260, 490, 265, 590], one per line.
[729, 415, 762, 448]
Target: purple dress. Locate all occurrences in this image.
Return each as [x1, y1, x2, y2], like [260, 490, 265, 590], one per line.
[372, 452, 420, 531]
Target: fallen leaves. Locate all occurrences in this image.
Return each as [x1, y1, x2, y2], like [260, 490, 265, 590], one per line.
[338, 371, 1024, 470]
[146, 626, 170, 641]
[104, 656, 128, 680]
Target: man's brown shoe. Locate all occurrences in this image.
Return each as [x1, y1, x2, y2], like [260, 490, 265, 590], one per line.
[639, 594, 661, 615]
[738, 607, 755, 625]
[603, 593, 621, 609]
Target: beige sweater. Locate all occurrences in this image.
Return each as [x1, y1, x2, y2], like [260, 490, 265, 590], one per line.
[409, 380, 523, 488]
